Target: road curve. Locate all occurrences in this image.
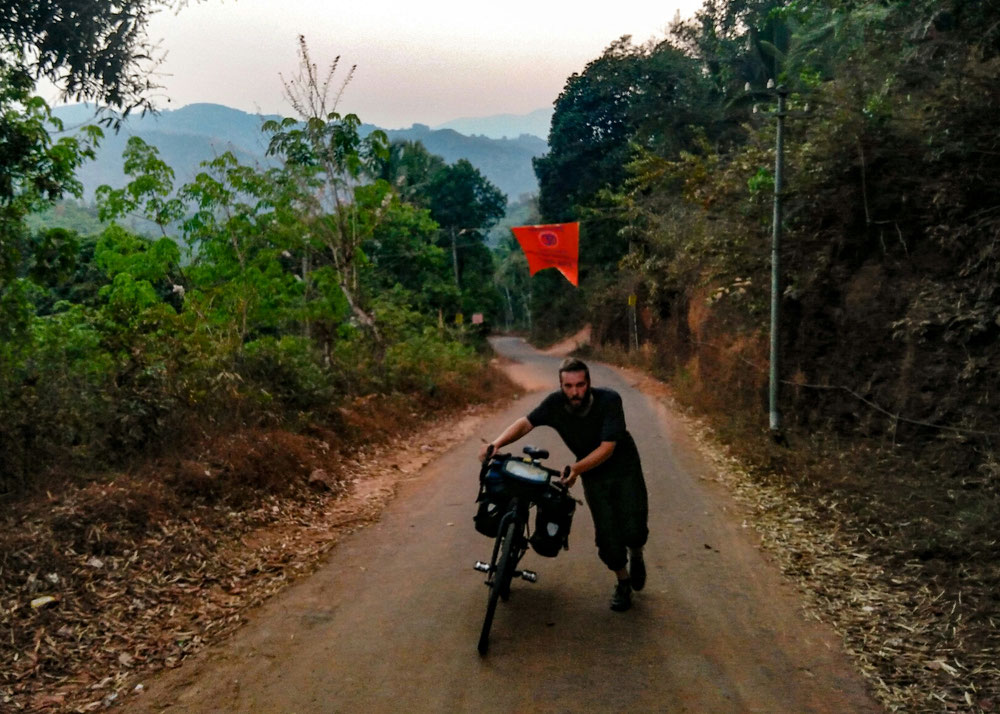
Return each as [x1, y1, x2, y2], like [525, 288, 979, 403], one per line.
[134, 337, 880, 713]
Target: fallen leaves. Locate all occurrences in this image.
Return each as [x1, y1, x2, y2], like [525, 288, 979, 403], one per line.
[29, 596, 57, 610]
[683, 413, 1000, 714]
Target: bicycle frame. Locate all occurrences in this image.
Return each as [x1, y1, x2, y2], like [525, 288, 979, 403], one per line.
[487, 497, 533, 584]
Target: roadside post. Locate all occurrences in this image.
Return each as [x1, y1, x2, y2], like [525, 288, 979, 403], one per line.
[748, 79, 791, 436]
[628, 293, 639, 352]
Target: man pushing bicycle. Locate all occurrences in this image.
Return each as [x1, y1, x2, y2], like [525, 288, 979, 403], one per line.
[479, 357, 649, 611]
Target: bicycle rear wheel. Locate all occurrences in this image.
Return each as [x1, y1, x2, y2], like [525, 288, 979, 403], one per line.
[478, 517, 517, 655]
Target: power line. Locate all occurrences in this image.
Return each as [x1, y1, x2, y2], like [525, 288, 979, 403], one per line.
[686, 339, 1000, 438]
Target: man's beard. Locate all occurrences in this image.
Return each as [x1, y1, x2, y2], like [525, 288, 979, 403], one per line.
[566, 388, 593, 415]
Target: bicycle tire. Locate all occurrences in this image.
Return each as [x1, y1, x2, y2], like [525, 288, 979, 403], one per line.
[478, 517, 517, 656]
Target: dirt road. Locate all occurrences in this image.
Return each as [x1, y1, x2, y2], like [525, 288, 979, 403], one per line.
[134, 337, 880, 713]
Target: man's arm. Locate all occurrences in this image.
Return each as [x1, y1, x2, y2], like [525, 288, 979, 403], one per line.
[562, 441, 616, 487]
[478, 416, 535, 462]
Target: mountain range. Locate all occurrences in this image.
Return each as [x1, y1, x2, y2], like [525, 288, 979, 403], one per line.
[52, 103, 550, 203]
[432, 108, 552, 141]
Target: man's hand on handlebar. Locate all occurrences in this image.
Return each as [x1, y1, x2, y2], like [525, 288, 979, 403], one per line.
[478, 442, 496, 463]
[559, 465, 579, 489]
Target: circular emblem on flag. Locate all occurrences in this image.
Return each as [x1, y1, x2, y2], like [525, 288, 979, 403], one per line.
[539, 231, 559, 248]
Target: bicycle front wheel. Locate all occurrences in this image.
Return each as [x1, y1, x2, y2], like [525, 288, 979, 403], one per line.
[478, 517, 517, 656]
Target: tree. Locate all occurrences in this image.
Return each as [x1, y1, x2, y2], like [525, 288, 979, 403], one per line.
[95, 136, 185, 235]
[531, 34, 720, 336]
[426, 159, 506, 232]
[263, 36, 389, 337]
[534, 36, 718, 225]
[1, 0, 192, 115]
[425, 158, 505, 297]
[359, 193, 457, 314]
[2, 0, 185, 342]
[1, 65, 99, 340]
[373, 139, 446, 207]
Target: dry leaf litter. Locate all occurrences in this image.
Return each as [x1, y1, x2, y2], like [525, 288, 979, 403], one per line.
[671, 399, 1000, 714]
[1, 400, 499, 713]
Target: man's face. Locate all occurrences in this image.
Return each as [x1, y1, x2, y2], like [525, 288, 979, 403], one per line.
[560, 369, 590, 409]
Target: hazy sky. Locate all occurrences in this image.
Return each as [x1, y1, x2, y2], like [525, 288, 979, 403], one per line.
[95, 0, 705, 128]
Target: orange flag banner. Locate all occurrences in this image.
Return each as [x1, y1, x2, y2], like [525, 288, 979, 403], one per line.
[510, 222, 580, 287]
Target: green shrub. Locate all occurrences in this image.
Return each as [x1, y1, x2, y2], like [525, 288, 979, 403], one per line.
[239, 336, 336, 414]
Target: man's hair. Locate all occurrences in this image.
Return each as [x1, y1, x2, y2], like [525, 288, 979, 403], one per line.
[558, 357, 590, 383]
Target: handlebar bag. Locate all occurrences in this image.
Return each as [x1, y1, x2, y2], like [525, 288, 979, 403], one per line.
[529, 487, 576, 557]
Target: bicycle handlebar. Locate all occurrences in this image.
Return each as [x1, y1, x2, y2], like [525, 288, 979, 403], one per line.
[480, 449, 570, 496]
[478, 443, 496, 485]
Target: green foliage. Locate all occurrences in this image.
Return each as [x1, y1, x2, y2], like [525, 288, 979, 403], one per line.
[96, 137, 185, 232]
[1, 0, 191, 115]
[426, 158, 506, 232]
[527, 34, 732, 342]
[95, 224, 179, 284]
[361, 193, 457, 313]
[535, 36, 718, 222]
[0, 42, 507, 492]
[261, 41, 393, 338]
[239, 336, 336, 412]
[381, 124, 546, 200]
[25, 198, 107, 236]
[383, 328, 479, 396]
[529, 0, 1000, 472]
[420, 158, 507, 321]
[374, 140, 446, 206]
[371, 291, 480, 396]
[264, 113, 389, 183]
[1, 67, 101, 342]
[746, 166, 774, 194]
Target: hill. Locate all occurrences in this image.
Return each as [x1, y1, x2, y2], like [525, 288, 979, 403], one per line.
[382, 124, 546, 202]
[53, 103, 548, 202]
[432, 107, 553, 141]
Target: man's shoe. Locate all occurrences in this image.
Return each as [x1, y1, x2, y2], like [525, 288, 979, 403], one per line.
[629, 552, 646, 592]
[610, 580, 632, 612]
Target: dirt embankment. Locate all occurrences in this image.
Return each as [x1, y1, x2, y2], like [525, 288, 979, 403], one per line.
[542, 324, 591, 356]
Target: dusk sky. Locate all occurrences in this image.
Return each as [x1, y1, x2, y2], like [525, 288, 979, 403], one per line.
[92, 0, 705, 128]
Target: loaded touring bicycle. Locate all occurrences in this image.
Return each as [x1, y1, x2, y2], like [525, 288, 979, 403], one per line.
[473, 445, 577, 655]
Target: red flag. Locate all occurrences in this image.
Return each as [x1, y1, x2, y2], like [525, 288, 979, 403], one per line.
[511, 222, 579, 287]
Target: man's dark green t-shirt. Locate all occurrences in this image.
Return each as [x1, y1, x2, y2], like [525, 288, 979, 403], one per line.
[526, 388, 642, 479]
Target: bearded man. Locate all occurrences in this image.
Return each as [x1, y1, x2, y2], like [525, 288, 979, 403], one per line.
[479, 358, 649, 611]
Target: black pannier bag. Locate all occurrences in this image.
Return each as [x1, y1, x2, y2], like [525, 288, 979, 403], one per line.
[474, 462, 509, 537]
[474, 497, 507, 537]
[529, 487, 576, 557]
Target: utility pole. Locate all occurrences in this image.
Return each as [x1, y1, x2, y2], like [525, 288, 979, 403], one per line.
[302, 251, 311, 339]
[748, 79, 792, 436]
[527, 282, 533, 334]
[450, 227, 460, 289]
[770, 83, 788, 434]
[628, 294, 639, 352]
[504, 286, 514, 331]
